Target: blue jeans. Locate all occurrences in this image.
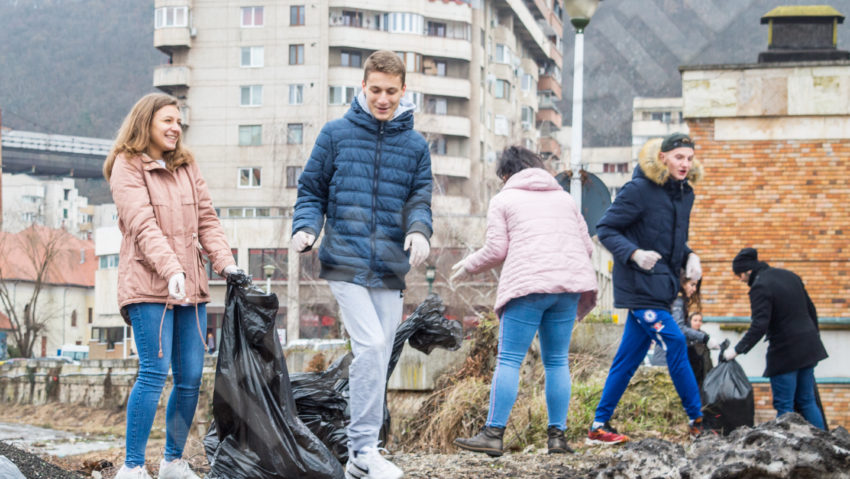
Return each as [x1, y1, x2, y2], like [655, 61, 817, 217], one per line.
[770, 366, 825, 429]
[595, 309, 702, 423]
[485, 292, 579, 430]
[124, 303, 207, 467]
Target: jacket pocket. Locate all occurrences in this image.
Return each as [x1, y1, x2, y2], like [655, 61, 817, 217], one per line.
[633, 265, 677, 304]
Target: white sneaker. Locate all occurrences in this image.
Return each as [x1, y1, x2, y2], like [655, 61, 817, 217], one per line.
[345, 446, 403, 479]
[158, 458, 202, 479]
[114, 465, 153, 479]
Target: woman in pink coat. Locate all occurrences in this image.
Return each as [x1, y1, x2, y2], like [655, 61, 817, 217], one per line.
[452, 146, 597, 457]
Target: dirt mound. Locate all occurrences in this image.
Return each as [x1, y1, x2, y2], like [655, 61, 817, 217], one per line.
[586, 413, 850, 478]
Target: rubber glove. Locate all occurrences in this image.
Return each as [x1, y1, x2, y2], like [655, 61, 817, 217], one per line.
[168, 273, 186, 301]
[723, 348, 738, 361]
[223, 265, 239, 277]
[450, 258, 468, 282]
[404, 232, 430, 267]
[706, 338, 721, 350]
[686, 253, 702, 281]
[291, 230, 316, 253]
[631, 249, 662, 271]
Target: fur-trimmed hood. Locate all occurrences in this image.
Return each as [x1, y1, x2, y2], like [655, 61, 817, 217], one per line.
[637, 138, 703, 186]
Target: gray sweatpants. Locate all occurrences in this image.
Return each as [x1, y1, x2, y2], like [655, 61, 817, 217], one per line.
[328, 280, 403, 453]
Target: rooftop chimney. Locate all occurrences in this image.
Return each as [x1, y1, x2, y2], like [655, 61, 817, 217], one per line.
[758, 5, 849, 62]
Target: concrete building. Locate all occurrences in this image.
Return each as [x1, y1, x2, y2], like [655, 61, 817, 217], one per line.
[152, 0, 566, 341]
[1, 174, 94, 239]
[91, 225, 131, 359]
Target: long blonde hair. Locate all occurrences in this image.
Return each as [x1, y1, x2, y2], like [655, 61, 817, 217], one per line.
[103, 93, 194, 181]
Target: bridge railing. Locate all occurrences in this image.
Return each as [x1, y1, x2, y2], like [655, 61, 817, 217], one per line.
[1, 129, 112, 156]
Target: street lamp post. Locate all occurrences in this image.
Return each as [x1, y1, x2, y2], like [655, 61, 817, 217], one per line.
[263, 264, 276, 294]
[425, 265, 436, 295]
[565, 0, 602, 214]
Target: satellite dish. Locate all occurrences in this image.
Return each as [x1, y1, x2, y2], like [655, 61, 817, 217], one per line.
[554, 170, 612, 237]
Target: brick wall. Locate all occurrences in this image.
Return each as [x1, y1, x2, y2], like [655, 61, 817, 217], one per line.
[753, 382, 850, 430]
[686, 118, 850, 318]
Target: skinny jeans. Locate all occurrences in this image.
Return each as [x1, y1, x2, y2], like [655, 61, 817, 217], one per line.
[770, 366, 825, 429]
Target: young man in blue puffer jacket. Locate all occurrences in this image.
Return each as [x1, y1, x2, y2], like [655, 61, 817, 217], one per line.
[291, 50, 432, 479]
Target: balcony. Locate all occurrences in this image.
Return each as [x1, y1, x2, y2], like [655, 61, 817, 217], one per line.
[536, 109, 561, 130]
[328, 0, 471, 23]
[431, 155, 471, 178]
[328, 27, 471, 61]
[539, 137, 562, 158]
[538, 95, 561, 112]
[415, 114, 471, 138]
[154, 27, 191, 52]
[432, 195, 471, 215]
[407, 73, 470, 99]
[153, 65, 190, 92]
[537, 75, 561, 98]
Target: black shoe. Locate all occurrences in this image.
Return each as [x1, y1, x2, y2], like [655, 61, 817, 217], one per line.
[547, 426, 575, 454]
[454, 426, 505, 457]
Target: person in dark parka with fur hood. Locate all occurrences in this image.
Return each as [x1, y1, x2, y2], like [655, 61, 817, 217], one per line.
[724, 247, 828, 429]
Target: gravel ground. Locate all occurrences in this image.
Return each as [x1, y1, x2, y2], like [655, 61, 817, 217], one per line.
[0, 441, 84, 479]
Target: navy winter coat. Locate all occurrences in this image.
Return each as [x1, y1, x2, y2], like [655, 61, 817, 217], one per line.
[292, 97, 432, 290]
[596, 147, 703, 310]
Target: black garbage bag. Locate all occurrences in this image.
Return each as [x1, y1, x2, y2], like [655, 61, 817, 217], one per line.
[701, 340, 755, 435]
[203, 272, 344, 479]
[291, 293, 463, 464]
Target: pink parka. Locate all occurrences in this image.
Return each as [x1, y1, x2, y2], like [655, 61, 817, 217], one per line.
[110, 153, 235, 319]
[462, 168, 598, 319]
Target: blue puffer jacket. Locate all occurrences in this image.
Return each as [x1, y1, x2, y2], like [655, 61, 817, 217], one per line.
[292, 96, 432, 290]
[596, 146, 703, 310]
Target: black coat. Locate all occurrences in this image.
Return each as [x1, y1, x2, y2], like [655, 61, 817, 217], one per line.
[734, 262, 828, 377]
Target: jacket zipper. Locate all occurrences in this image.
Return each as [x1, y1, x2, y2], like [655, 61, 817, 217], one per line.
[370, 122, 385, 283]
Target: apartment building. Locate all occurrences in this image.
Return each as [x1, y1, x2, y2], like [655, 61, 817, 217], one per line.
[1, 174, 94, 238]
[152, 0, 565, 341]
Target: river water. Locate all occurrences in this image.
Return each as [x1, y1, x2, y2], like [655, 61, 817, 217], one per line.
[0, 422, 121, 457]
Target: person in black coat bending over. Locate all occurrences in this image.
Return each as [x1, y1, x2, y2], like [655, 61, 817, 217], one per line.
[724, 247, 828, 429]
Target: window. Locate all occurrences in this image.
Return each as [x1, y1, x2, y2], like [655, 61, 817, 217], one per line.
[650, 111, 672, 123]
[155, 6, 188, 29]
[341, 50, 362, 68]
[71, 310, 77, 328]
[522, 73, 534, 92]
[240, 46, 264, 67]
[289, 84, 304, 105]
[328, 86, 356, 105]
[289, 44, 305, 65]
[429, 136, 447, 156]
[240, 85, 262, 106]
[286, 166, 303, 188]
[63, 208, 68, 219]
[287, 124, 303, 144]
[494, 115, 509, 136]
[521, 106, 534, 130]
[603, 163, 630, 173]
[88, 307, 93, 324]
[494, 44, 511, 64]
[63, 189, 70, 200]
[426, 97, 447, 115]
[248, 248, 288, 281]
[205, 248, 239, 280]
[396, 52, 421, 72]
[435, 61, 447, 77]
[341, 10, 363, 27]
[238, 167, 262, 188]
[494, 79, 510, 100]
[238, 125, 262, 146]
[241, 6, 263, 27]
[99, 254, 119, 269]
[388, 12, 423, 34]
[290, 5, 305, 26]
[427, 21, 446, 37]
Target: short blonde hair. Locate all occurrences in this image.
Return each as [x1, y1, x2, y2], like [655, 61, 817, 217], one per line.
[103, 93, 193, 181]
[363, 50, 406, 86]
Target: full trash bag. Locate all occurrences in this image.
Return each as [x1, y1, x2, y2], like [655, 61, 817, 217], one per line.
[701, 340, 755, 435]
[291, 293, 463, 464]
[203, 272, 344, 479]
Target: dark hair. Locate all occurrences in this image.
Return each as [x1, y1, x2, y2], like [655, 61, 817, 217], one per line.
[679, 271, 702, 315]
[496, 146, 544, 180]
[363, 50, 406, 86]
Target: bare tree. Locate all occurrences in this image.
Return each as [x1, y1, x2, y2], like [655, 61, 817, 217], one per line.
[0, 226, 65, 357]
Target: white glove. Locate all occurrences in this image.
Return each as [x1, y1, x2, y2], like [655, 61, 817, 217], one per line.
[706, 338, 721, 350]
[168, 273, 186, 301]
[686, 253, 702, 281]
[223, 265, 239, 277]
[450, 258, 468, 282]
[631, 249, 662, 271]
[404, 232, 430, 267]
[291, 230, 316, 253]
[723, 348, 738, 361]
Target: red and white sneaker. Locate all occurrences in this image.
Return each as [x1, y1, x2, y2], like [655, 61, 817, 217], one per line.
[586, 422, 630, 445]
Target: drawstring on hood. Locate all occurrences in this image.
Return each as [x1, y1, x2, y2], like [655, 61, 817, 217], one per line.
[157, 301, 208, 358]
